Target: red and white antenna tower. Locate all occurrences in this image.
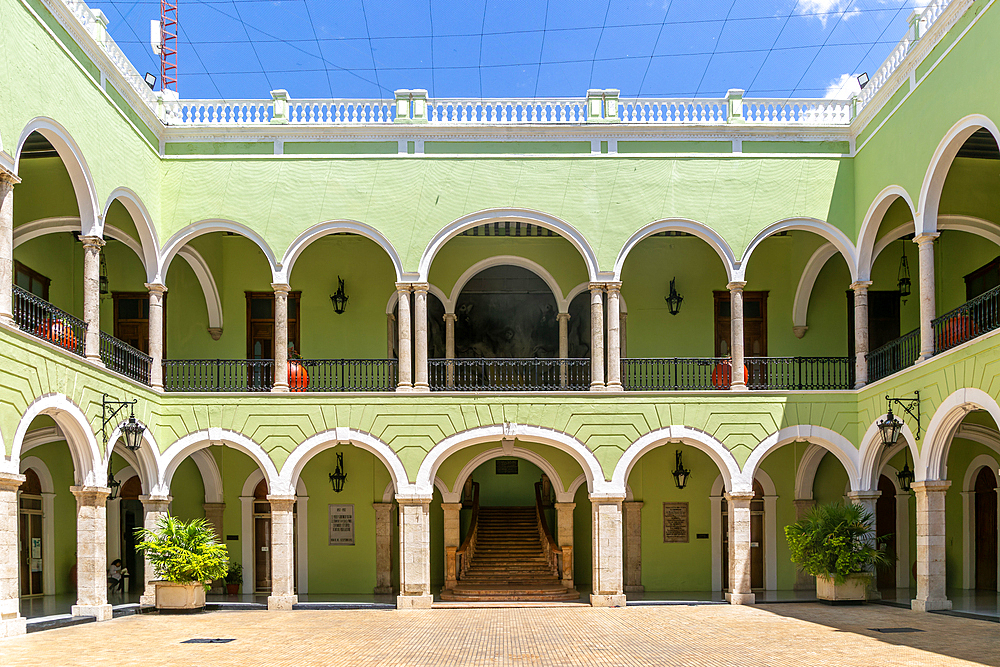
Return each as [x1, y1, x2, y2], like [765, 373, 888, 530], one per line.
[151, 0, 179, 93]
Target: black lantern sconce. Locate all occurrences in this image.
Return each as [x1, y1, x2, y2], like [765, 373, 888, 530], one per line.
[664, 277, 683, 316]
[897, 447, 915, 493]
[877, 392, 920, 446]
[672, 449, 691, 489]
[329, 451, 347, 492]
[330, 276, 349, 315]
[102, 394, 146, 453]
[897, 239, 911, 304]
[107, 466, 122, 501]
[99, 251, 110, 297]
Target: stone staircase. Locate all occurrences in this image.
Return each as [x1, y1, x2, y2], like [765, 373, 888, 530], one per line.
[440, 506, 580, 602]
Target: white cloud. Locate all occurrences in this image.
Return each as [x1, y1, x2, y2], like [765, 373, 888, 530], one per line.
[825, 72, 862, 99]
[797, 0, 860, 25]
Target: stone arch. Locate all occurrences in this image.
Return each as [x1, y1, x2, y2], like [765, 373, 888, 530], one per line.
[280, 220, 403, 284]
[102, 187, 160, 280]
[415, 424, 609, 497]
[859, 415, 920, 491]
[448, 256, 568, 313]
[611, 425, 741, 494]
[918, 114, 1000, 237]
[190, 449, 224, 504]
[10, 394, 101, 486]
[279, 427, 411, 495]
[14, 118, 100, 236]
[743, 425, 862, 493]
[158, 428, 280, 497]
[157, 219, 280, 284]
[793, 443, 834, 500]
[922, 388, 1000, 482]
[613, 219, 737, 282]
[855, 186, 918, 281]
[741, 218, 858, 283]
[418, 209, 600, 283]
[445, 445, 573, 503]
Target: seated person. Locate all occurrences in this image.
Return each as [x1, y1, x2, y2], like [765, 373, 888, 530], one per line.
[107, 559, 124, 593]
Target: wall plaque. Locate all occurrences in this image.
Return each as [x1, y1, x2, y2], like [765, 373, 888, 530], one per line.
[329, 504, 355, 546]
[663, 502, 689, 543]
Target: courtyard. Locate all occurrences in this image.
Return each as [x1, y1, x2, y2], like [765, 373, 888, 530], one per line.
[2, 604, 998, 667]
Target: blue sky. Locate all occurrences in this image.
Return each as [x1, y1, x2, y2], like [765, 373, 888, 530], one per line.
[90, 0, 916, 100]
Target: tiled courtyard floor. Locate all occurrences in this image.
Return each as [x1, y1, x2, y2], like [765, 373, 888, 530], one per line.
[2, 603, 998, 666]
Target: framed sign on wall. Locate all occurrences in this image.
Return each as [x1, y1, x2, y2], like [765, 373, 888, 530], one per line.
[329, 504, 355, 546]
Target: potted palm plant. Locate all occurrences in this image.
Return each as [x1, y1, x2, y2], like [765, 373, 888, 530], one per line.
[225, 561, 243, 596]
[136, 515, 229, 611]
[785, 502, 890, 603]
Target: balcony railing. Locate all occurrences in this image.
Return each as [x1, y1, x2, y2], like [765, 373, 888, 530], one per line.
[428, 358, 590, 391]
[867, 328, 920, 383]
[12, 285, 86, 357]
[99, 331, 151, 385]
[290, 359, 397, 392]
[622, 358, 730, 391]
[933, 284, 1000, 354]
[623, 357, 852, 390]
[745, 357, 853, 390]
[162, 359, 274, 392]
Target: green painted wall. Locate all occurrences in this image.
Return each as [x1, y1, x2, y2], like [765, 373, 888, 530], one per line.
[572, 484, 592, 589]
[469, 457, 544, 507]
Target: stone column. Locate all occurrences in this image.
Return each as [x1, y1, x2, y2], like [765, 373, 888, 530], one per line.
[397, 497, 432, 608]
[81, 236, 105, 363]
[914, 233, 939, 361]
[590, 495, 625, 606]
[266, 495, 297, 610]
[443, 313, 456, 388]
[589, 284, 605, 390]
[271, 283, 290, 392]
[912, 480, 952, 611]
[0, 472, 26, 638]
[851, 281, 873, 388]
[413, 283, 430, 392]
[623, 500, 643, 592]
[728, 282, 747, 391]
[442, 502, 462, 590]
[606, 282, 623, 391]
[554, 502, 575, 588]
[145, 283, 167, 390]
[792, 499, 816, 590]
[203, 502, 226, 592]
[557, 313, 571, 388]
[0, 172, 20, 325]
[395, 284, 413, 391]
[848, 490, 882, 596]
[71, 486, 113, 620]
[373, 502, 393, 595]
[725, 491, 754, 605]
[138, 495, 171, 606]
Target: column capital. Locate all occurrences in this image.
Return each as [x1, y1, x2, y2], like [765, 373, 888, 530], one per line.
[556, 312, 571, 322]
[588, 282, 607, 292]
[554, 502, 577, 511]
[71, 485, 111, 503]
[411, 282, 430, 294]
[266, 494, 297, 510]
[395, 282, 414, 293]
[202, 501, 226, 510]
[911, 480, 952, 493]
[846, 491, 881, 502]
[79, 235, 106, 250]
[726, 281, 747, 292]
[588, 493, 626, 503]
[850, 280, 873, 291]
[270, 282, 291, 295]
[443, 312, 457, 323]
[724, 490, 755, 503]
[144, 282, 168, 295]
[604, 281, 623, 293]
[440, 502, 463, 513]
[0, 168, 21, 185]
[139, 494, 172, 505]
[0, 471, 26, 491]
[395, 495, 432, 506]
[913, 232, 940, 245]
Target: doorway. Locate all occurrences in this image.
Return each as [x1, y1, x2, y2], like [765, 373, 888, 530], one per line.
[253, 480, 272, 593]
[876, 475, 897, 590]
[975, 467, 998, 591]
[18, 469, 44, 597]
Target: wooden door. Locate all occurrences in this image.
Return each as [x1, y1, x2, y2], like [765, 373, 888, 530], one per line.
[714, 291, 768, 358]
[18, 469, 43, 597]
[113, 293, 151, 353]
[721, 498, 729, 591]
[975, 467, 998, 591]
[750, 481, 764, 590]
[253, 480, 272, 593]
[876, 475, 897, 590]
[246, 292, 302, 360]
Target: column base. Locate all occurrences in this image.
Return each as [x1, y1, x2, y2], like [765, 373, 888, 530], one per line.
[0, 616, 27, 638]
[911, 598, 952, 612]
[605, 382, 623, 392]
[589, 383, 607, 392]
[412, 384, 430, 393]
[590, 594, 626, 607]
[726, 592, 755, 605]
[139, 594, 156, 607]
[267, 594, 298, 610]
[72, 604, 113, 621]
[730, 383, 748, 392]
[396, 385, 414, 393]
[271, 384, 290, 393]
[396, 594, 433, 609]
[85, 354, 104, 367]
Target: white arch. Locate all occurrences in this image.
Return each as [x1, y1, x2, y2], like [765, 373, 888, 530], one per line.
[613, 219, 737, 282]
[279, 427, 411, 495]
[190, 449, 224, 504]
[448, 256, 569, 312]
[415, 424, 609, 497]
[918, 114, 1000, 237]
[281, 220, 403, 283]
[963, 454, 999, 493]
[741, 218, 858, 283]
[445, 445, 572, 503]
[953, 423, 1000, 458]
[9, 394, 101, 486]
[15, 118, 100, 236]
[385, 283, 448, 315]
[792, 243, 841, 333]
[856, 185, 917, 281]
[743, 425, 862, 493]
[922, 387, 1000, 481]
[793, 444, 830, 500]
[859, 416, 919, 491]
[157, 220, 280, 284]
[567, 473, 587, 498]
[611, 425, 742, 493]
[102, 188, 160, 280]
[418, 209, 600, 283]
[159, 428, 281, 496]
[175, 246, 224, 332]
[960, 454, 1000, 590]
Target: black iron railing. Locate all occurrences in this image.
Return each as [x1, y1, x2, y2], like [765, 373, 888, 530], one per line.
[867, 328, 919, 383]
[162, 359, 274, 392]
[745, 357, 853, 390]
[12, 285, 87, 357]
[622, 358, 730, 390]
[428, 358, 590, 391]
[933, 284, 1000, 354]
[290, 359, 397, 391]
[99, 331, 151, 385]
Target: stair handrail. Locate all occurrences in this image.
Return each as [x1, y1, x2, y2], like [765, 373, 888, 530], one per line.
[535, 482, 562, 576]
[456, 482, 480, 580]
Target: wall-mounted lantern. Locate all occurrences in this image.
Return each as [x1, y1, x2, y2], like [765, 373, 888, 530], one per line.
[102, 394, 145, 452]
[330, 276, 349, 315]
[99, 251, 110, 297]
[672, 449, 691, 489]
[877, 391, 920, 446]
[665, 278, 683, 316]
[897, 239, 911, 304]
[897, 448, 915, 493]
[107, 467, 121, 501]
[329, 451, 347, 493]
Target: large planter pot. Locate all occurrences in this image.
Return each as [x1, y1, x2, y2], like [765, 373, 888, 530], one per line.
[154, 581, 207, 612]
[816, 573, 871, 604]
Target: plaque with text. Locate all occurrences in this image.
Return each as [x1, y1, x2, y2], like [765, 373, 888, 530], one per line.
[663, 502, 689, 543]
[329, 504, 355, 546]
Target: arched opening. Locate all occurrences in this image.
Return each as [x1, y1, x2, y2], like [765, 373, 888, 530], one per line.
[973, 467, 997, 592]
[17, 469, 44, 598]
[875, 474, 897, 591]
